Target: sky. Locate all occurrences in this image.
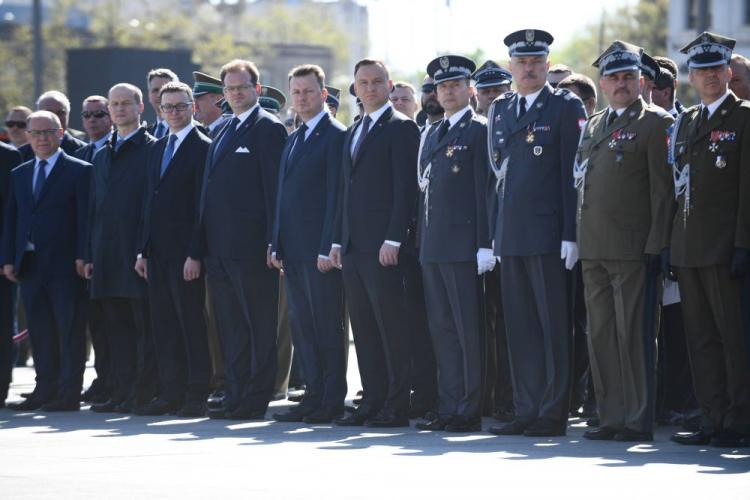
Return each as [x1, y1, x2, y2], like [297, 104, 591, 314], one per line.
[363, 0, 638, 74]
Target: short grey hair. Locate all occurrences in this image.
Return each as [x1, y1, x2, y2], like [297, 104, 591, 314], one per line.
[36, 90, 71, 113]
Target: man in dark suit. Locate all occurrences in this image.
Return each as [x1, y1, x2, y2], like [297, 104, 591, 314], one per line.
[133, 82, 211, 417]
[18, 91, 86, 162]
[487, 30, 587, 437]
[75, 96, 112, 163]
[86, 83, 158, 414]
[146, 68, 179, 139]
[270, 64, 346, 424]
[414, 55, 493, 433]
[0, 141, 22, 408]
[1, 111, 89, 411]
[669, 33, 750, 448]
[198, 59, 287, 420]
[329, 59, 420, 428]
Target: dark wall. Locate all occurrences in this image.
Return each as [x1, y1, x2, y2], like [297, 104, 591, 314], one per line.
[66, 47, 199, 131]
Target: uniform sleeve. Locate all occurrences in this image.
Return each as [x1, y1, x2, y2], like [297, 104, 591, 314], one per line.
[560, 98, 587, 243]
[644, 113, 676, 255]
[736, 109, 750, 249]
[473, 123, 491, 249]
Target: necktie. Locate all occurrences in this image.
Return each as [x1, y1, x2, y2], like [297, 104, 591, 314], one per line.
[160, 134, 178, 177]
[518, 96, 527, 119]
[351, 115, 372, 160]
[437, 120, 450, 142]
[154, 121, 166, 139]
[33, 159, 47, 203]
[288, 123, 308, 165]
[698, 106, 709, 128]
[215, 116, 241, 159]
[606, 111, 617, 128]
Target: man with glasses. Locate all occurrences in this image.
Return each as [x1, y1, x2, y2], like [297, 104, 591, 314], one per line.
[18, 91, 86, 162]
[198, 59, 287, 420]
[75, 96, 112, 163]
[86, 83, 158, 415]
[416, 76, 443, 128]
[4, 106, 31, 149]
[1, 110, 90, 411]
[134, 82, 211, 417]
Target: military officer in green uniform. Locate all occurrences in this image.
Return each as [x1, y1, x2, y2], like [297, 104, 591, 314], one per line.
[576, 41, 674, 442]
[669, 32, 750, 448]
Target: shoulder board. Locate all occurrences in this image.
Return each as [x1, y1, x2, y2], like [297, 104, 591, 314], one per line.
[590, 108, 607, 119]
[683, 104, 700, 116]
[738, 99, 750, 110]
[554, 87, 580, 101]
[473, 114, 488, 125]
[645, 103, 672, 119]
[497, 91, 515, 102]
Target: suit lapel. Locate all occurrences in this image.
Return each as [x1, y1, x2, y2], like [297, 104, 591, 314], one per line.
[35, 152, 66, 205]
[353, 106, 392, 166]
[695, 92, 737, 143]
[591, 98, 644, 149]
[433, 109, 473, 151]
[211, 107, 260, 167]
[158, 128, 196, 185]
[285, 115, 330, 179]
[511, 85, 552, 135]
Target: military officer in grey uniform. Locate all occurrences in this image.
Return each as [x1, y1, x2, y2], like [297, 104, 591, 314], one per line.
[487, 29, 587, 437]
[669, 32, 750, 448]
[576, 41, 674, 442]
[414, 55, 494, 433]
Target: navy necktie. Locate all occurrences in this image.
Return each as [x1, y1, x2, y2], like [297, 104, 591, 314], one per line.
[33, 159, 47, 203]
[160, 134, 177, 178]
[518, 96, 527, 118]
[352, 115, 372, 160]
[288, 123, 308, 165]
[215, 116, 241, 159]
[154, 121, 166, 139]
[437, 120, 450, 142]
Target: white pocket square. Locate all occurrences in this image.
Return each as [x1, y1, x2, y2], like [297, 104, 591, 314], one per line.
[235, 146, 250, 153]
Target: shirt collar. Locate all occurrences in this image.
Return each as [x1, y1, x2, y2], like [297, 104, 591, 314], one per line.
[363, 101, 391, 125]
[446, 105, 473, 128]
[668, 106, 679, 117]
[235, 103, 260, 126]
[702, 89, 731, 119]
[35, 149, 62, 169]
[208, 115, 227, 132]
[302, 108, 328, 134]
[168, 122, 194, 148]
[117, 126, 141, 144]
[519, 86, 544, 109]
[93, 132, 112, 150]
[608, 106, 626, 117]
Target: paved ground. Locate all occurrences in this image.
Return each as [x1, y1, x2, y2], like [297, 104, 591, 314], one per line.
[1, 356, 749, 499]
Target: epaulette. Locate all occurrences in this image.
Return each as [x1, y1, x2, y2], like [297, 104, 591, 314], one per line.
[645, 102, 672, 119]
[738, 99, 750, 110]
[554, 87, 580, 102]
[497, 91, 515, 102]
[683, 104, 701, 116]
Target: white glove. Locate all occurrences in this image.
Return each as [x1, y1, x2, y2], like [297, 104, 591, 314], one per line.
[477, 248, 496, 275]
[560, 240, 579, 270]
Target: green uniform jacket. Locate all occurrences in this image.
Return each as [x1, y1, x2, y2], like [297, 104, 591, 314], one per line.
[670, 92, 750, 267]
[576, 97, 674, 261]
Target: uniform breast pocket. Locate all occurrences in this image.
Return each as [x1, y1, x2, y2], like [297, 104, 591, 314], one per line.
[530, 135, 554, 159]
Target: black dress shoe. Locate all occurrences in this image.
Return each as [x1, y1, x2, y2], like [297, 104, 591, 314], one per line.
[492, 409, 514, 423]
[445, 415, 481, 433]
[586, 416, 600, 427]
[90, 399, 121, 413]
[614, 428, 653, 442]
[671, 430, 713, 446]
[226, 408, 266, 420]
[365, 411, 409, 428]
[7, 397, 45, 411]
[523, 417, 566, 437]
[133, 398, 181, 416]
[415, 415, 450, 431]
[273, 406, 314, 422]
[114, 399, 134, 414]
[303, 408, 343, 424]
[710, 429, 745, 448]
[207, 390, 225, 409]
[207, 407, 227, 419]
[41, 398, 80, 412]
[583, 426, 619, 440]
[352, 390, 364, 406]
[334, 410, 371, 426]
[177, 400, 207, 418]
[488, 419, 531, 436]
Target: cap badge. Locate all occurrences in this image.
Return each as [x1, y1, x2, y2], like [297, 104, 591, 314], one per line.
[440, 57, 450, 70]
[525, 30, 534, 43]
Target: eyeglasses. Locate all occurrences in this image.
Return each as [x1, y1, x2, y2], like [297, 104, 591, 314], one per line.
[5, 121, 26, 129]
[421, 84, 436, 93]
[160, 102, 192, 113]
[223, 84, 253, 94]
[26, 129, 60, 138]
[81, 110, 109, 119]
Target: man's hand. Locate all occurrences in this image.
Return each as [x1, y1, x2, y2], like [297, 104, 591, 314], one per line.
[270, 253, 283, 271]
[183, 257, 201, 281]
[75, 259, 86, 278]
[329, 246, 342, 269]
[476, 248, 496, 275]
[134, 257, 148, 281]
[379, 242, 399, 267]
[266, 245, 274, 269]
[3, 264, 17, 283]
[84, 263, 94, 280]
[560, 241, 579, 270]
[317, 256, 333, 273]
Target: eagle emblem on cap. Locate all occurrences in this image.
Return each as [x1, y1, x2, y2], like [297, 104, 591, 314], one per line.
[439, 56, 450, 70]
[525, 30, 534, 44]
[701, 33, 710, 43]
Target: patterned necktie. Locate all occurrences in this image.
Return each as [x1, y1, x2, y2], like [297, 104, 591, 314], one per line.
[33, 159, 47, 203]
[160, 134, 178, 178]
[351, 115, 372, 160]
[518, 96, 527, 119]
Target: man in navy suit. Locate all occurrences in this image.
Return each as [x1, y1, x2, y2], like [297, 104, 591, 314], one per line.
[134, 82, 212, 417]
[0, 141, 22, 408]
[198, 59, 287, 420]
[329, 59, 420, 428]
[1, 111, 89, 411]
[270, 64, 346, 424]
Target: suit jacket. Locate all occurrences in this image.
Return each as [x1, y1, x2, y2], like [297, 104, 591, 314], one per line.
[333, 105, 420, 254]
[0, 142, 23, 234]
[86, 127, 156, 299]
[272, 113, 346, 261]
[0, 151, 90, 277]
[488, 84, 586, 257]
[198, 106, 287, 265]
[670, 92, 750, 267]
[576, 98, 674, 260]
[418, 109, 490, 263]
[139, 127, 211, 261]
[19, 131, 86, 163]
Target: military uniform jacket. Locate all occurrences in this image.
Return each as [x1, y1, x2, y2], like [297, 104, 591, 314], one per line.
[576, 98, 674, 260]
[670, 92, 750, 267]
[418, 108, 490, 263]
[488, 84, 586, 257]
